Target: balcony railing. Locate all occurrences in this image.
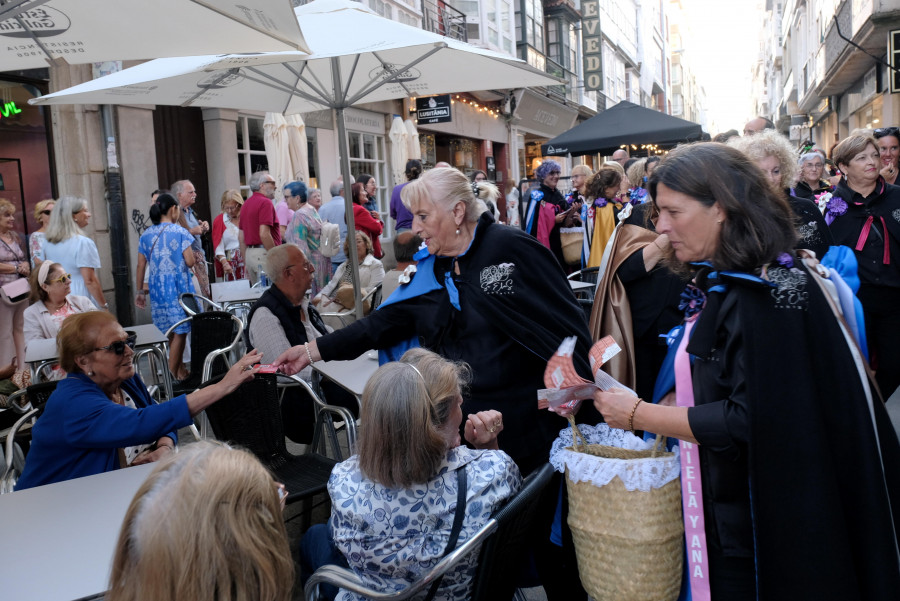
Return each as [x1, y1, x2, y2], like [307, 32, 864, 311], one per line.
[421, 0, 466, 42]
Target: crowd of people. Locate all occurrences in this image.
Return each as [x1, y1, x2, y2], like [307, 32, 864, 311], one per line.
[2, 118, 900, 601]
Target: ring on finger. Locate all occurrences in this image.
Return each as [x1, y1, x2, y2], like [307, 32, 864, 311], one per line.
[242, 365, 252, 372]
[494, 419, 502, 428]
[488, 426, 496, 433]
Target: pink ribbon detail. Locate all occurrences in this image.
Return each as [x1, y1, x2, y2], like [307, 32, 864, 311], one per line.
[674, 318, 712, 601]
[854, 215, 891, 265]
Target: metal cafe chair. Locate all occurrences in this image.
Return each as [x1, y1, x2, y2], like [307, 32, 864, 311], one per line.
[276, 373, 357, 461]
[304, 463, 555, 601]
[0, 381, 59, 494]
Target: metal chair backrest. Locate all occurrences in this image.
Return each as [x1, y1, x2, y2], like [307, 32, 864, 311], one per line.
[2, 381, 60, 493]
[469, 462, 555, 600]
[202, 373, 289, 465]
[567, 266, 601, 285]
[178, 293, 223, 316]
[303, 463, 556, 601]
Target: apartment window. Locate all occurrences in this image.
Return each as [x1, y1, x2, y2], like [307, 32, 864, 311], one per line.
[367, 0, 390, 18]
[236, 115, 268, 196]
[398, 11, 418, 27]
[517, 0, 543, 54]
[547, 18, 576, 71]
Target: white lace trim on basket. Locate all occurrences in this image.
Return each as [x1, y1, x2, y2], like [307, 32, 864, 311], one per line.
[549, 423, 681, 492]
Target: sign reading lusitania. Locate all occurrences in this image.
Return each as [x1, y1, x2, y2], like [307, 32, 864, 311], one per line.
[416, 95, 452, 124]
[582, 0, 603, 92]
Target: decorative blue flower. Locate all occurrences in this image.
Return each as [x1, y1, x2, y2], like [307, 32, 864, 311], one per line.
[679, 284, 706, 319]
[628, 187, 648, 205]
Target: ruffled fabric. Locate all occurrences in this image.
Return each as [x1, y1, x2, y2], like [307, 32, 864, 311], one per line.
[550, 423, 681, 492]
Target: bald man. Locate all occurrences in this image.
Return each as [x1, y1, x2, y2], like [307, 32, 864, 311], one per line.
[611, 149, 629, 166]
[743, 116, 775, 136]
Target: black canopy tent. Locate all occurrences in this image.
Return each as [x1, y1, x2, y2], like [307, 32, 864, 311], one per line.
[541, 101, 706, 156]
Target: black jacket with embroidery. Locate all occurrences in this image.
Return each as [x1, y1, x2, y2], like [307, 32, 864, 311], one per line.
[317, 213, 598, 472]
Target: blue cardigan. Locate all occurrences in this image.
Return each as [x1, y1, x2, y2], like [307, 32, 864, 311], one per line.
[15, 373, 192, 490]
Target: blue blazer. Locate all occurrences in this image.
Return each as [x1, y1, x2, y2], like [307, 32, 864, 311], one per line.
[15, 373, 192, 490]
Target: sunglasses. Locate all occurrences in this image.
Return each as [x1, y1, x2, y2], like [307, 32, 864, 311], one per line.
[93, 334, 137, 355]
[874, 127, 900, 138]
[40, 210, 52, 216]
[49, 273, 71, 284]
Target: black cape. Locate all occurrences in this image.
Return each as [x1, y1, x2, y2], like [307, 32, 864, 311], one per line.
[690, 261, 900, 599]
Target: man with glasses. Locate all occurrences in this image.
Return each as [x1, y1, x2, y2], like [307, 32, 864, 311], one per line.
[240, 171, 282, 285]
[246, 244, 357, 443]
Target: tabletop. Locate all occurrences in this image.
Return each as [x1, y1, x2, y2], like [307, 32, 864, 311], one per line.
[313, 351, 379, 398]
[569, 280, 594, 292]
[24, 324, 167, 364]
[211, 281, 264, 304]
[0, 463, 155, 601]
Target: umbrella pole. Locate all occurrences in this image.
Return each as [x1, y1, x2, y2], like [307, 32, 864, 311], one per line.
[331, 59, 364, 321]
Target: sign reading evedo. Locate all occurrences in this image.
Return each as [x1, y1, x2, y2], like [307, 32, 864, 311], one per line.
[582, 0, 603, 92]
[416, 95, 452, 125]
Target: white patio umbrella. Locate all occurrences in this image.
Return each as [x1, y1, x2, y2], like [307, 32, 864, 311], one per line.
[389, 116, 409, 186]
[30, 0, 561, 316]
[405, 118, 421, 161]
[285, 113, 309, 184]
[0, 0, 309, 71]
[263, 113, 292, 202]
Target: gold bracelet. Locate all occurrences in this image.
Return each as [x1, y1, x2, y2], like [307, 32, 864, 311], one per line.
[627, 398, 643, 433]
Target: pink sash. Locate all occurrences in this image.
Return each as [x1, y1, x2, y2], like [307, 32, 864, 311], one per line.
[536, 202, 557, 249]
[674, 318, 712, 601]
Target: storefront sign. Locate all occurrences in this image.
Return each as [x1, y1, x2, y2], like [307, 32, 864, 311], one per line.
[416, 95, 452, 125]
[0, 101, 22, 119]
[513, 90, 579, 138]
[582, 0, 603, 92]
[343, 107, 386, 135]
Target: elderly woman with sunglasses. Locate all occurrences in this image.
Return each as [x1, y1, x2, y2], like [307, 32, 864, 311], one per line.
[23, 262, 96, 379]
[15, 311, 262, 490]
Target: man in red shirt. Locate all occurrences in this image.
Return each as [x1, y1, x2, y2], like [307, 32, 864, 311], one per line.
[240, 171, 281, 284]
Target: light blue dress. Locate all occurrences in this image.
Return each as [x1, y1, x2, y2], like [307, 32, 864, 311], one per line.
[139, 223, 195, 335]
[43, 235, 102, 307]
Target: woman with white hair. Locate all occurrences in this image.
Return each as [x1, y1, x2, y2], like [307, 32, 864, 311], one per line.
[793, 151, 833, 201]
[729, 130, 834, 258]
[42, 196, 107, 309]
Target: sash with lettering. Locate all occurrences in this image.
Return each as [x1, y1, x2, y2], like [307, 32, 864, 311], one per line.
[673, 315, 711, 601]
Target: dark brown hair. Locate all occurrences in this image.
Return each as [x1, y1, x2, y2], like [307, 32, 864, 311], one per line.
[648, 142, 796, 273]
[584, 166, 623, 200]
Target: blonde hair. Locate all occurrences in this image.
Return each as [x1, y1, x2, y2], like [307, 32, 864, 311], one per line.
[401, 167, 498, 223]
[344, 230, 373, 258]
[107, 442, 293, 601]
[0, 198, 14, 217]
[220, 189, 244, 211]
[33, 199, 54, 223]
[357, 348, 471, 487]
[728, 129, 799, 189]
[626, 158, 647, 189]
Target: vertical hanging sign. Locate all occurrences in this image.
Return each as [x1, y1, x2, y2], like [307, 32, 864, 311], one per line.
[582, 0, 603, 92]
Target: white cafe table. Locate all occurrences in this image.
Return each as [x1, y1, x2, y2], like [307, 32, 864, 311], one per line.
[25, 324, 172, 399]
[0, 463, 155, 601]
[569, 280, 594, 292]
[313, 351, 379, 400]
[210, 280, 264, 314]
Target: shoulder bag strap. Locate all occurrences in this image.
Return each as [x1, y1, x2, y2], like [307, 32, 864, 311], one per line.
[0, 234, 25, 265]
[147, 224, 173, 263]
[423, 465, 467, 601]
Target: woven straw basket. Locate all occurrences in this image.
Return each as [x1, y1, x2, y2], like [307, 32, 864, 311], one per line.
[565, 418, 683, 601]
[560, 227, 584, 265]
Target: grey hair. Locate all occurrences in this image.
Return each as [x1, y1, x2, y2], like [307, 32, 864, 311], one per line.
[798, 151, 825, 166]
[45, 195, 88, 243]
[249, 171, 269, 192]
[401, 167, 497, 224]
[170, 180, 191, 198]
[329, 179, 343, 197]
[266, 243, 304, 284]
[308, 188, 321, 199]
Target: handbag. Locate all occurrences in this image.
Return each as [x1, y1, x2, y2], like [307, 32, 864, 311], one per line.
[319, 222, 341, 258]
[0, 276, 30, 306]
[553, 417, 683, 601]
[559, 227, 585, 266]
